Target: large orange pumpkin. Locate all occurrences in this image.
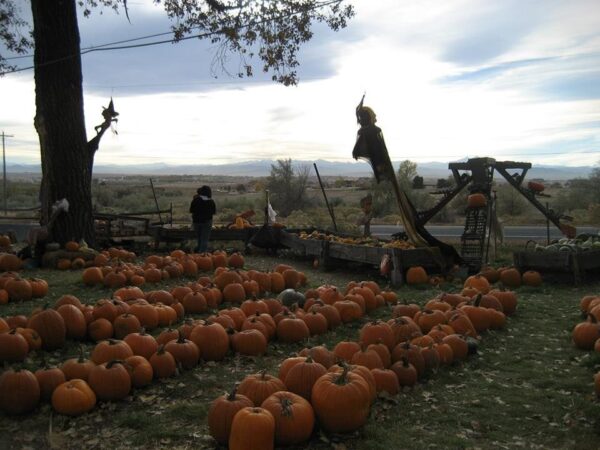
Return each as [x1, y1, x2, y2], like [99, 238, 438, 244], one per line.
[311, 366, 371, 433]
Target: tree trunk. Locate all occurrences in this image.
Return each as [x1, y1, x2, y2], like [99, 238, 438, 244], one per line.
[31, 0, 95, 245]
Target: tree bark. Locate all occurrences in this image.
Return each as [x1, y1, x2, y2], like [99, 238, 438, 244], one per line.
[31, 0, 95, 245]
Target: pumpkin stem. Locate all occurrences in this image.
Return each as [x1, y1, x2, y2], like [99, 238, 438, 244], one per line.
[334, 365, 350, 385]
[401, 356, 410, 367]
[473, 294, 483, 307]
[227, 383, 240, 401]
[280, 397, 294, 417]
[259, 369, 268, 379]
[77, 345, 86, 362]
[177, 330, 187, 343]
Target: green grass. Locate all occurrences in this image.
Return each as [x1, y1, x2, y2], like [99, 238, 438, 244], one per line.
[2, 253, 600, 449]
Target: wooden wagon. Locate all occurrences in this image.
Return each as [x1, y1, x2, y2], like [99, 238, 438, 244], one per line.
[514, 250, 600, 285]
[279, 230, 448, 287]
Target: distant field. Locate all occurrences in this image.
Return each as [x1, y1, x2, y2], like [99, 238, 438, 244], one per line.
[2, 174, 596, 229]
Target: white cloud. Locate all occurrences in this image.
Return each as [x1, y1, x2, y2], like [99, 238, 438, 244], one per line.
[2, 0, 600, 169]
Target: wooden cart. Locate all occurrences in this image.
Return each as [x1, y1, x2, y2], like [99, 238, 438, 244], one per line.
[279, 230, 448, 286]
[514, 250, 600, 284]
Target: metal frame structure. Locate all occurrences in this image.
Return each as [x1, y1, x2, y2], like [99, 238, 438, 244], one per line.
[412, 157, 574, 271]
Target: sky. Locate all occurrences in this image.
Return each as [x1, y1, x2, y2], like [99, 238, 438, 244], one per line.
[1, 0, 600, 169]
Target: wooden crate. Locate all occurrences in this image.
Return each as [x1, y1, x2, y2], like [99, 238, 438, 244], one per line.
[279, 230, 448, 286]
[211, 227, 257, 242]
[279, 230, 325, 257]
[149, 225, 257, 249]
[514, 250, 600, 284]
[328, 242, 385, 265]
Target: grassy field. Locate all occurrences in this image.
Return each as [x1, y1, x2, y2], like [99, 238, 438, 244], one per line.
[1, 252, 600, 449]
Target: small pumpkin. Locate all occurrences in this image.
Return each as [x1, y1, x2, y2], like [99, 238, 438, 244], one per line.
[284, 356, 327, 402]
[125, 355, 153, 388]
[0, 368, 40, 415]
[229, 407, 275, 450]
[522, 270, 542, 287]
[91, 339, 133, 365]
[52, 379, 96, 416]
[88, 360, 131, 401]
[406, 266, 428, 285]
[390, 357, 418, 387]
[27, 305, 67, 350]
[61, 347, 95, 381]
[238, 371, 286, 406]
[35, 365, 66, 401]
[278, 289, 306, 308]
[261, 391, 315, 446]
[164, 331, 200, 370]
[208, 384, 253, 445]
[149, 345, 177, 378]
[189, 321, 230, 361]
[0, 329, 29, 362]
[467, 193, 487, 208]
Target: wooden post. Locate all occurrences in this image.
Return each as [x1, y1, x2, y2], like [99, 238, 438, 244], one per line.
[390, 248, 403, 287]
[546, 202, 550, 245]
[313, 163, 337, 231]
[149, 178, 163, 224]
[265, 189, 270, 226]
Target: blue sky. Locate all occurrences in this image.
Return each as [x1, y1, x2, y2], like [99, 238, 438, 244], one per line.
[1, 0, 599, 168]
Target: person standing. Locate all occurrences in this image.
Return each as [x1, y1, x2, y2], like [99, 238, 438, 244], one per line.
[189, 185, 216, 253]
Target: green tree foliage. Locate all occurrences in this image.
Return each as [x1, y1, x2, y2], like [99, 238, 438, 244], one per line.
[436, 177, 453, 189]
[553, 168, 600, 215]
[397, 160, 417, 192]
[369, 160, 435, 217]
[496, 183, 528, 217]
[412, 175, 424, 189]
[266, 159, 311, 216]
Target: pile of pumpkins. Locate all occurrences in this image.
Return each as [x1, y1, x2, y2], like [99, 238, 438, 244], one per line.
[0, 270, 398, 418]
[207, 278, 519, 448]
[81, 250, 247, 288]
[571, 294, 600, 397]
[228, 216, 254, 230]
[0, 273, 48, 304]
[298, 230, 415, 250]
[405, 265, 542, 289]
[52, 241, 106, 270]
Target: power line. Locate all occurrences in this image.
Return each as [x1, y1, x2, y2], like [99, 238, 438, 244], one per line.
[0, 0, 345, 75]
[4, 28, 177, 60]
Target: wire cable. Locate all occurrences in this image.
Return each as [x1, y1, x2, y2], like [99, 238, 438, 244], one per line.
[1, 0, 345, 75]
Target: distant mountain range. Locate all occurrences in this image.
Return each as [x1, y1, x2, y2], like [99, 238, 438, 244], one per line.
[6, 159, 594, 180]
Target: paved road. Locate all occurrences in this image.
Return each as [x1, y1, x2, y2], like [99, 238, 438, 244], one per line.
[369, 224, 599, 240]
[1, 222, 598, 243]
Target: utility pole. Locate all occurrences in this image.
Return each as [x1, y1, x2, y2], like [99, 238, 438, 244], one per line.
[1, 132, 13, 216]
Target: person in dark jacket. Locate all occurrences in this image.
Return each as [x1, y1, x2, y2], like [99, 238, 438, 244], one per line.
[189, 185, 216, 253]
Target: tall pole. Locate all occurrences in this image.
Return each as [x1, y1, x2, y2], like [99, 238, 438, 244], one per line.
[149, 178, 163, 224]
[1, 132, 14, 216]
[546, 202, 550, 245]
[313, 163, 337, 231]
